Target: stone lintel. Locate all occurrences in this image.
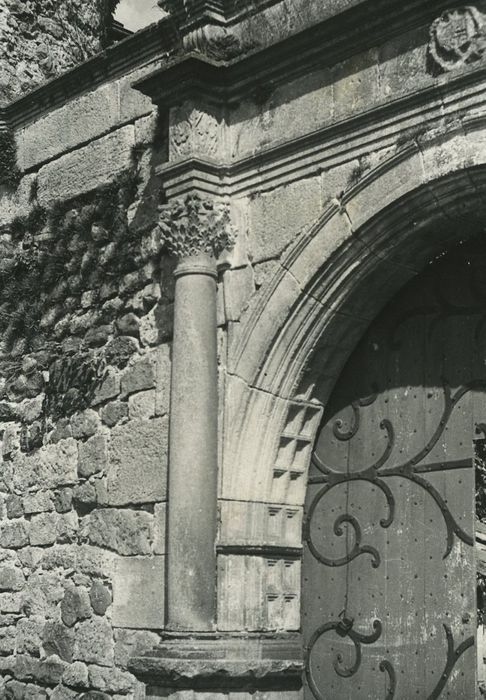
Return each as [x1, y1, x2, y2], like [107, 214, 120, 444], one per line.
[129, 634, 303, 690]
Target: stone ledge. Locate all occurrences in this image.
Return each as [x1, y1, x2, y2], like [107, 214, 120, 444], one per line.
[129, 634, 303, 690]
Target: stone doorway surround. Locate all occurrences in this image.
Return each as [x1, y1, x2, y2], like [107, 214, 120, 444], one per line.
[128, 0, 486, 696]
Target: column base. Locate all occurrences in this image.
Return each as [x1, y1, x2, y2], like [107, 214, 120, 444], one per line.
[128, 632, 303, 693]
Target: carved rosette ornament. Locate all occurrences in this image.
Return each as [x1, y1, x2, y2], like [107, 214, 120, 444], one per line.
[157, 194, 235, 262]
[429, 6, 486, 72]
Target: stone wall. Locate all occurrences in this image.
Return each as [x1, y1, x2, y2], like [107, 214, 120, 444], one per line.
[0, 0, 116, 104]
[0, 53, 173, 697]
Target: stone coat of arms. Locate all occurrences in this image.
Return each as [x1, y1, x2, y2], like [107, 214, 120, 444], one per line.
[429, 6, 486, 71]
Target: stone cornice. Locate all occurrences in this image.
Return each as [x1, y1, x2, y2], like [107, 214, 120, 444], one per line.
[0, 19, 178, 131]
[135, 0, 459, 107]
[156, 61, 486, 200]
[156, 194, 235, 260]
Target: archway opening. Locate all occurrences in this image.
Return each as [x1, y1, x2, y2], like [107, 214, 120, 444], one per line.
[303, 231, 486, 699]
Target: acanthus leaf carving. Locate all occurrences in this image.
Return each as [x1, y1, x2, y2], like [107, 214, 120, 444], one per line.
[156, 193, 235, 260]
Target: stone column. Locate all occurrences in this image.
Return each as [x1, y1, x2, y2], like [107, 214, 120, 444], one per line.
[157, 194, 234, 631]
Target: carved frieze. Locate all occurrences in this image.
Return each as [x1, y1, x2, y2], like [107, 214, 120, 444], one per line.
[170, 108, 220, 160]
[156, 194, 235, 260]
[429, 6, 486, 72]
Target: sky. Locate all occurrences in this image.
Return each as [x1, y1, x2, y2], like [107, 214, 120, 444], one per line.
[114, 0, 166, 31]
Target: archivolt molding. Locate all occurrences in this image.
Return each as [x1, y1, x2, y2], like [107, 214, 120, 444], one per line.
[223, 127, 486, 508]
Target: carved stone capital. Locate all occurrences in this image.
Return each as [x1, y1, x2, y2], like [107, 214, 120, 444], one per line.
[156, 194, 235, 261]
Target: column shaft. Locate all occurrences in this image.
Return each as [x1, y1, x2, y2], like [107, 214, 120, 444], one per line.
[167, 254, 218, 631]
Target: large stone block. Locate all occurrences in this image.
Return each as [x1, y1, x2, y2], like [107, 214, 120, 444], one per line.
[106, 418, 168, 505]
[12, 439, 78, 491]
[17, 82, 120, 171]
[112, 556, 165, 629]
[37, 125, 135, 206]
[80, 509, 153, 556]
[247, 178, 322, 263]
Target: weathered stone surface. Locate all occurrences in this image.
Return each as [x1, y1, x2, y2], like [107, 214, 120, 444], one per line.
[16, 619, 42, 657]
[61, 586, 92, 628]
[89, 581, 112, 616]
[54, 489, 73, 514]
[112, 556, 165, 629]
[128, 390, 156, 419]
[0, 626, 15, 655]
[0, 520, 29, 549]
[88, 664, 134, 693]
[37, 126, 136, 206]
[78, 434, 107, 478]
[0, 1, 108, 105]
[0, 592, 21, 613]
[42, 623, 75, 663]
[101, 401, 128, 428]
[51, 685, 78, 700]
[0, 566, 24, 592]
[120, 356, 155, 398]
[92, 372, 120, 406]
[155, 345, 171, 417]
[23, 491, 54, 515]
[116, 313, 140, 338]
[248, 178, 322, 263]
[12, 440, 78, 491]
[62, 660, 89, 688]
[73, 482, 98, 506]
[36, 655, 67, 685]
[106, 418, 167, 505]
[114, 629, 161, 669]
[73, 617, 114, 667]
[29, 513, 58, 546]
[70, 410, 100, 440]
[153, 503, 167, 556]
[6, 494, 23, 519]
[56, 512, 79, 545]
[80, 509, 152, 556]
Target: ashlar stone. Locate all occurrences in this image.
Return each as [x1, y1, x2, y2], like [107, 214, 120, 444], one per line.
[112, 556, 165, 629]
[81, 508, 153, 556]
[120, 356, 155, 398]
[106, 418, 167, 506]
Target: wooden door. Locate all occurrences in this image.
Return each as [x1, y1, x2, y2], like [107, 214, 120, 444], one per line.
[303, 236, 486, 699]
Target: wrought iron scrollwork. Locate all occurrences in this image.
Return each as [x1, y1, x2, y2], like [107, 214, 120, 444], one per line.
[304, 380, 484, 567]
[305, 616, 396, 700]
[428, 625, 474, 700]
